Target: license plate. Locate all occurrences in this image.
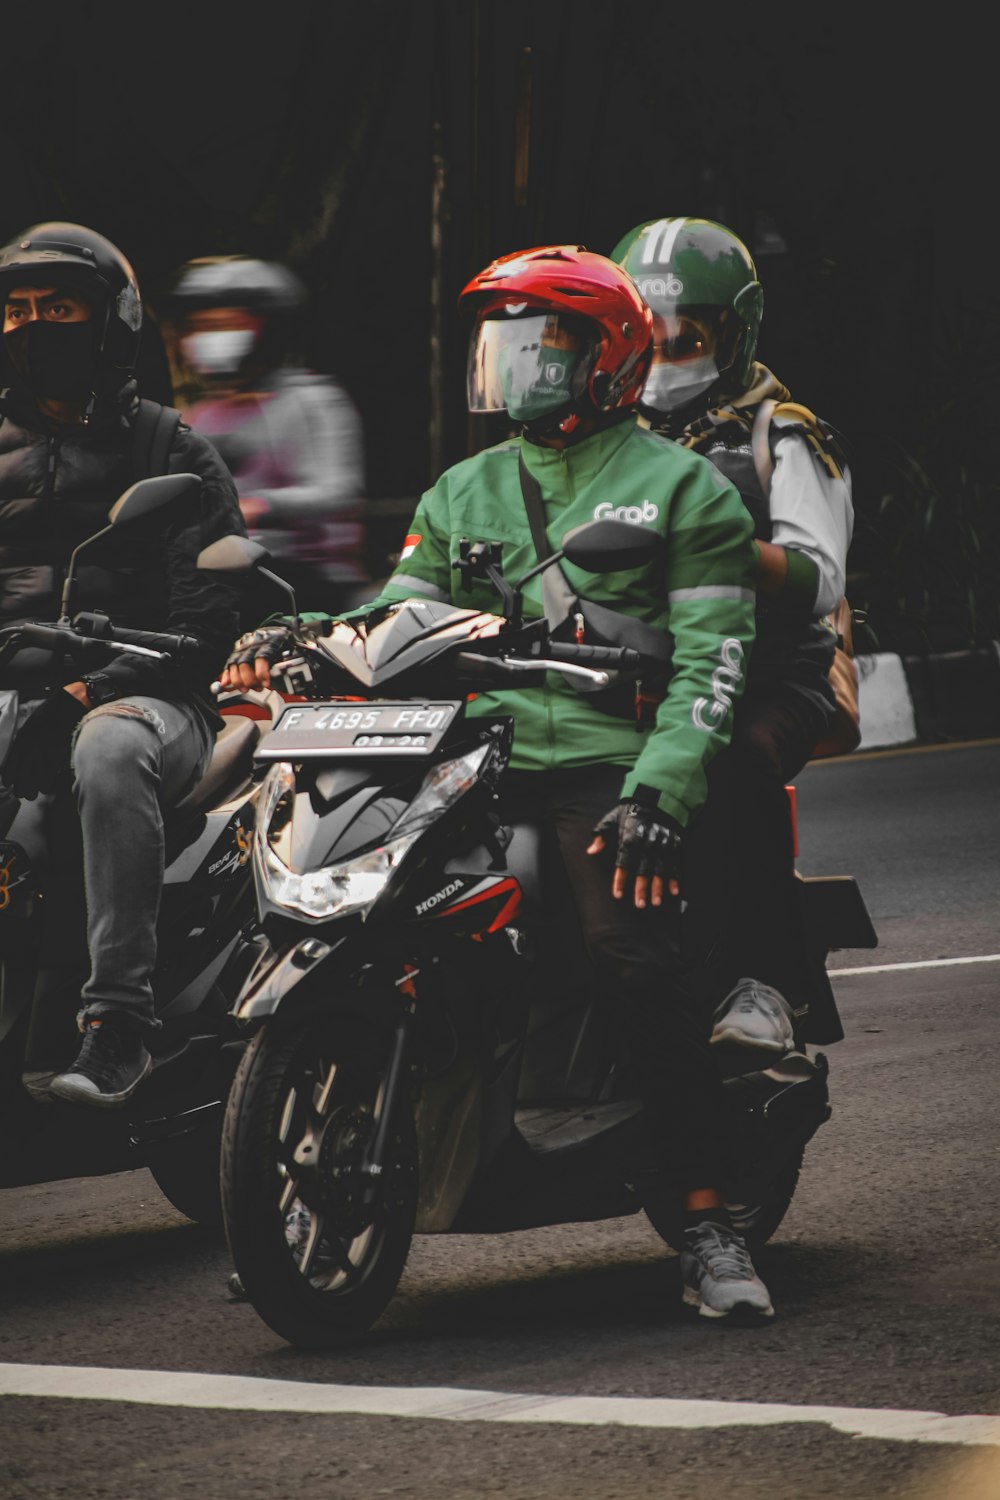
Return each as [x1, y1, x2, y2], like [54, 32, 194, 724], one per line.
[254, 700, 463, 759]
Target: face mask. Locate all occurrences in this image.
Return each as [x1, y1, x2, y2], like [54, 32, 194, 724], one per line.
[4, 322, 97, 400]
[641, 354, 719, 414]
[498, 342, 578, 421]
[182, 328, 257, 377]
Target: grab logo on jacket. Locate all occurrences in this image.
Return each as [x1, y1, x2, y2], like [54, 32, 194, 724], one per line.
[691, 639, 745, 732]
[593, 499, 659, 525]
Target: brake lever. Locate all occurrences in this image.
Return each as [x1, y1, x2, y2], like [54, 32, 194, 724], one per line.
[455, 651, 610, 687]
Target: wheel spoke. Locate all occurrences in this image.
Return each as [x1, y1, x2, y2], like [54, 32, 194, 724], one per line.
[313, 1060, 338, 1116]
[277, 1085, 298, 1145]
[297, 1211, 325, 1279]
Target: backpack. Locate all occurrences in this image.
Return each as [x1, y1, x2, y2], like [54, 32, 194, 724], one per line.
[130, 397, 182, 481]
[750, 399, 862, 758]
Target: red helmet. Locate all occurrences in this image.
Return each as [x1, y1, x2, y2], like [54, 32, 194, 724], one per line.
[460, 245, 653, 436]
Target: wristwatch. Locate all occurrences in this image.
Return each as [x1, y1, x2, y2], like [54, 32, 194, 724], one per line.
[81, 672, 117, 707]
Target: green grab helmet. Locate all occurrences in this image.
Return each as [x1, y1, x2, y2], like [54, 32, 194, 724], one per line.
[611, 218, 763, 410]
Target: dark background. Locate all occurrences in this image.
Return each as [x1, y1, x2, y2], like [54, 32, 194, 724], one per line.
[5, 2, 995, 651]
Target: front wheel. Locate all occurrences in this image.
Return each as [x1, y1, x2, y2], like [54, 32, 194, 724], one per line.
[221, 1011, 418, 1348]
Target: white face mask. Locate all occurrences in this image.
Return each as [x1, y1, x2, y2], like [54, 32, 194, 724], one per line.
[181, 328, 257, 377]
[641, 354, 719, 414]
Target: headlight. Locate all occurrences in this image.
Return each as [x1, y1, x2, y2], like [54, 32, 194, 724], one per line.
[253, 744, 491, 924]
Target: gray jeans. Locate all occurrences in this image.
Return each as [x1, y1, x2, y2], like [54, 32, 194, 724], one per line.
[71, 696, 214, 1032]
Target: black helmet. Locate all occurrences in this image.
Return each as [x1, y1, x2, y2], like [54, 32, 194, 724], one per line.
[168, 256, 307, 317]
[0, 221, 143, 384]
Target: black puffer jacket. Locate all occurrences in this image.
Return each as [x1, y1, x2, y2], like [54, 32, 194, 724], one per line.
[0, 390, 247, 723]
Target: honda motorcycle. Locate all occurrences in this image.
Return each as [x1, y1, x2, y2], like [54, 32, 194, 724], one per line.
[0, 476, 279, 1226]
[210, 523, 878, 1347]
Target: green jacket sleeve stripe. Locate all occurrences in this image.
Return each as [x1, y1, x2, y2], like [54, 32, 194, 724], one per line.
[667, 585, 755, 604]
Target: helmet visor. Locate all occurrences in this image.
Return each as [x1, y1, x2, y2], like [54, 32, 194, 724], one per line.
[651, 309, 744, 370]
[467, 311, 597, 420]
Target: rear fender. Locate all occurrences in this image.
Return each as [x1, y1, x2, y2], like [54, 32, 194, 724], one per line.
[797, 873, 879, 952]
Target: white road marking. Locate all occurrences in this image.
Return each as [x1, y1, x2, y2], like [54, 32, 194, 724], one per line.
[1, 1365, 999, 1447]
[830, 954, 1000, 976]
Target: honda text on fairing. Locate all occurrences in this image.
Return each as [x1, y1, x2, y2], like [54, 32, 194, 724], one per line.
[0, 476, 278, 1223]
[212, 527, 877, 1348]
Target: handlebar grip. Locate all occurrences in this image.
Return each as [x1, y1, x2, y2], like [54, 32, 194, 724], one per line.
[15, 623, 70, 651]
[105, 625, 203, 658]
[542, 641, 642, 668]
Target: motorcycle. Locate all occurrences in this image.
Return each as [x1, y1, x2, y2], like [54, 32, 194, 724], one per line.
[0, 475, 281, 1226]
[208, 522, 878, 1346]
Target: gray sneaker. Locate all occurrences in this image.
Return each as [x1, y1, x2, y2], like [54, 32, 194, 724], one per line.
[710, 977, 796, 1054]
[680, 1219, 775, 1319]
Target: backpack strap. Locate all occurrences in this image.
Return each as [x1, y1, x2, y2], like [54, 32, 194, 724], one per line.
[750, 397, 778, 496]
[516, 449, 673, 664]
[131, 398, 182, 481]
[752, 397, 846, 488]
[517, 450, 581, 631]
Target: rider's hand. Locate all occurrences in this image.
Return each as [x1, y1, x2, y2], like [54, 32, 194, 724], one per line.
[587, 799, 683, 910]
[2, 688, 88, 800]
[220, 625, 296, 691]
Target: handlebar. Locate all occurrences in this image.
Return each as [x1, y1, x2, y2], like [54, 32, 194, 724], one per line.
[538, 641, 642, 670]
[93, 623, 203, 659]
[455, 650, 621, 687]
[0, 620, 202, 665]
[203, 622, 649, 699]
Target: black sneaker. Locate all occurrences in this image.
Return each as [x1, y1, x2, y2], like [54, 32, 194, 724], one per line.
[49, 1015, 152, 1109]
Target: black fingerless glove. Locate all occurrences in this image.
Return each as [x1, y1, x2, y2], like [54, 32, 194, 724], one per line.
[2, 690, 88, 800]
[225, 625, 297, 673]
[591, 798, 684, 886]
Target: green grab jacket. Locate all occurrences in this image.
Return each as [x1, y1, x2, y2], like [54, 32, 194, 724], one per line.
[344, 417, 756, 827]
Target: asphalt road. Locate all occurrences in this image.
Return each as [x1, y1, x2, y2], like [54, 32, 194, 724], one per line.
[2, 740, 999, 1500]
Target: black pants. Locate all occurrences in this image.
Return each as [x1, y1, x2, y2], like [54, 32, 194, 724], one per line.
[498, 763, 727, 1193]
[684, 682, 832, 1018]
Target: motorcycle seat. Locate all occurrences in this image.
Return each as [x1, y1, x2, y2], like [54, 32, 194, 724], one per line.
[173, 714, 260, 816]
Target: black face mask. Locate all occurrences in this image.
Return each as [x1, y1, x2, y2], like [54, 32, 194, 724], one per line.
[3, 321, 98, 400]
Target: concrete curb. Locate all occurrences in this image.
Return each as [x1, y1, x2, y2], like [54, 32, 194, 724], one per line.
[857, 644, 1000, 749]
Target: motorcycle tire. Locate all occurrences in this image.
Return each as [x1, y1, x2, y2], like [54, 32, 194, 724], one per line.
[146, 1117, 225, 1231]
[221, 1010, 418, 1349]
[642, 1147, 804, 1253]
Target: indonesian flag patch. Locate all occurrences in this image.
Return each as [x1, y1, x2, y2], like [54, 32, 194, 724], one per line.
[400, 533, 422, 559]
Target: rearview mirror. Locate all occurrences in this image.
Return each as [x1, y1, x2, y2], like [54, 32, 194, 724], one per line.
[561, 519, 664, 573]
[197, 535, 299, 628]
[108, 473, 202, 526]
[59, 473, 204, 622]
[196, 536, 271, 573]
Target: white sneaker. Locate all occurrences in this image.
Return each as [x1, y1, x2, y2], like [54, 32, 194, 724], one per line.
[710, 978, 795, 1054]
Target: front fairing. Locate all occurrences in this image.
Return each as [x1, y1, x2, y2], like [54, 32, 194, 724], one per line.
[251, 719, 504, 928]
[311, 598, 514, 696]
